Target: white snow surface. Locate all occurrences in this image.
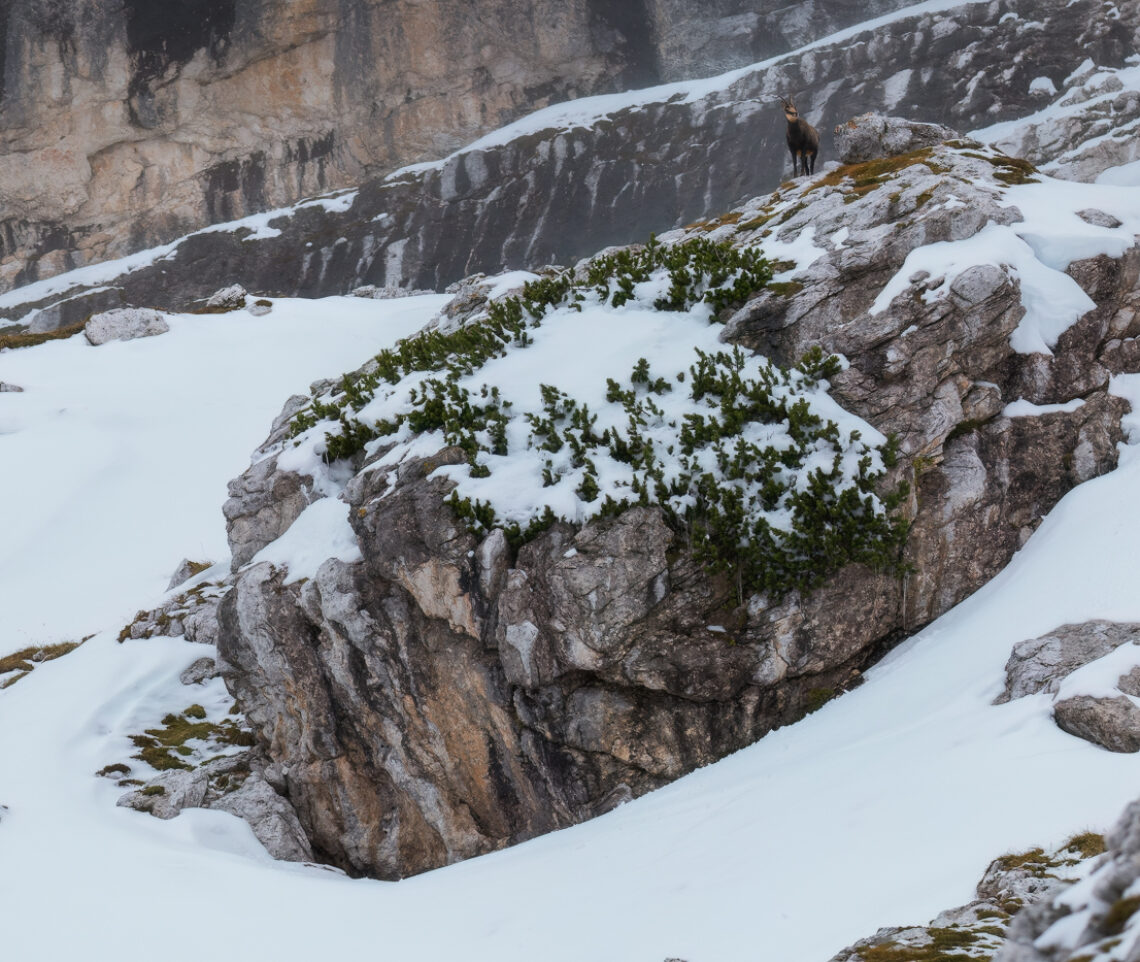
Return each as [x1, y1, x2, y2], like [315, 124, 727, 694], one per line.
[3, 282, 1140, 961]
[870, 173, 1140, 354]
[249, 496, 364, 584]
[0, 294, 446, 647]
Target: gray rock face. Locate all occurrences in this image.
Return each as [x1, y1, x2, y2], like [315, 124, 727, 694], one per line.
[223, 455, 317, 569]
[1053, 696, 1140, 754]
[833, 113, 960, 164]
[3, 0, 1135, 327]
[996, 800, 1140, 962]
[117, 752, 313, 862]
[213, 139, 1139, 880]
[0, 0, 923, 293]
[996, 622, 1140, 703]
[980, 59, 1140, 183]
[119, 581, 227, 646]
[83, 307, 169, 345]
[179, 657, 219, 687]
[719, 142, 1130, 628]
[997, 621, 1140, 752]
[209, 772, 315, 863]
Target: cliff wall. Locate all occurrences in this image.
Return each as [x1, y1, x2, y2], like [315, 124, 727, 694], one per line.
[0, 0, 920, 291]
[4, 0, 1135, 330]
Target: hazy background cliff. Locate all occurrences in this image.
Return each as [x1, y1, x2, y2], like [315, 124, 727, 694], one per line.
[0, 0, 921, 291]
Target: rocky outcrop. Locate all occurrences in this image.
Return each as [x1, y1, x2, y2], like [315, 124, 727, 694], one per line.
[978, 58, 1140, 183]
[829, 832, 1109, 962]
[213, 132, 1140, 880]
[997, 621, 1140, 753]
[2, 0, 1136, 325]
[0, 0, 928, 293]
[996, 801, 1140, 962]
[833, 114, 959, 165]
[997, 622, 1140, 703]
[116, 750, 314, 862]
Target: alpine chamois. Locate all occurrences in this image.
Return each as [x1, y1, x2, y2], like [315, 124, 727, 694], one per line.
[780, 95, 819, 178]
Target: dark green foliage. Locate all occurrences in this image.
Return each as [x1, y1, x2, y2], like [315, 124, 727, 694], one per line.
[288, 234, 773, 461]
[282, 230, 906, 601]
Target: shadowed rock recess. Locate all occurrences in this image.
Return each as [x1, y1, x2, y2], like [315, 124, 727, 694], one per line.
[1, 0, 1136, 317]
[209, 127, 1139, 879]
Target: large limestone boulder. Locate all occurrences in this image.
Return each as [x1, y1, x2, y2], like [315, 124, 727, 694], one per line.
[213, 139, 1138, 880]
[84, 307, 170, 345]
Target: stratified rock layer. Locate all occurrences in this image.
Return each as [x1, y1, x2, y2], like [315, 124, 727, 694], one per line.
[0, 0, 927, 293]
[1, 0, 1136, 312]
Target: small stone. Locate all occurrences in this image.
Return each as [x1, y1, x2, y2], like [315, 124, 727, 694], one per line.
[0, 382, 24, 392]
[180, 657, 218, 685]
[167, 558, 212, 590]
[1053, 695, 1140, 752]
[1076, 208, 1123, 229]
[205, 285, 248, 311]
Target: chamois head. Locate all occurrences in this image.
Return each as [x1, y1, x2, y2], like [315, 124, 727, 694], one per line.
[779, 95, 800, 124]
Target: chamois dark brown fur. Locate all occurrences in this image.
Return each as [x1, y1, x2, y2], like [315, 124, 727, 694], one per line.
[780, 95, 819, 178]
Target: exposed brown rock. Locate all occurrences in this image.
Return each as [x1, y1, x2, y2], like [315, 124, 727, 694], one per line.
[213, 138, 1139, 879]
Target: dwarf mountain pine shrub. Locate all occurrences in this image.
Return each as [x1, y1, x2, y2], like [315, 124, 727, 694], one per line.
[289, 234, 907, 599]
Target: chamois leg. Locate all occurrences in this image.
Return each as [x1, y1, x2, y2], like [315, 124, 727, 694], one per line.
[789, 146, 799, 178]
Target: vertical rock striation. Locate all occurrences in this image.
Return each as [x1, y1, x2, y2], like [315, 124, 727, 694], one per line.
[0, 0, 935, 292]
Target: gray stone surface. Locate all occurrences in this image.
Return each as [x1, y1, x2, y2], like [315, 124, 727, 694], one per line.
[115, 751, 311, 862]
[179, 657, 219, 686]
[1053, 695, 1140, 753]
[84, 307, 169, 345]
[223, 456, 319, 570]
[166, 558, 214, 591]
[832, 113, 960, 164]
[210, 772, 314, 863]
[204, 285, 248, 312]
[996, 621, 1140, 704]
[213, 138, 1137, 881]
[119, 582, 227, 645]
[997, 800, 1140, 961]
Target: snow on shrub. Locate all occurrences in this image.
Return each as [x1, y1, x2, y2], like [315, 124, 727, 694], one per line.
[289, 236, 908, 598]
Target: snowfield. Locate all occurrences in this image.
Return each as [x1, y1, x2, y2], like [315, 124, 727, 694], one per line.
[3, 274, 1140, 961]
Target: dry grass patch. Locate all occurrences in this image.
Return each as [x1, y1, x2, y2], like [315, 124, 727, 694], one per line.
[0, 642, 82, 688]
[0, 320, 87, 351]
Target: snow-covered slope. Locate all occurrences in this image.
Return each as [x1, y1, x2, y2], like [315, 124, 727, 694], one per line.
[3, 6, 1140, 959]
[3, 279, 1140, 962]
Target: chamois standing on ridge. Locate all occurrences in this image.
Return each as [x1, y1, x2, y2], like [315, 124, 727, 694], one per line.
[780, 95, 819, 178]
